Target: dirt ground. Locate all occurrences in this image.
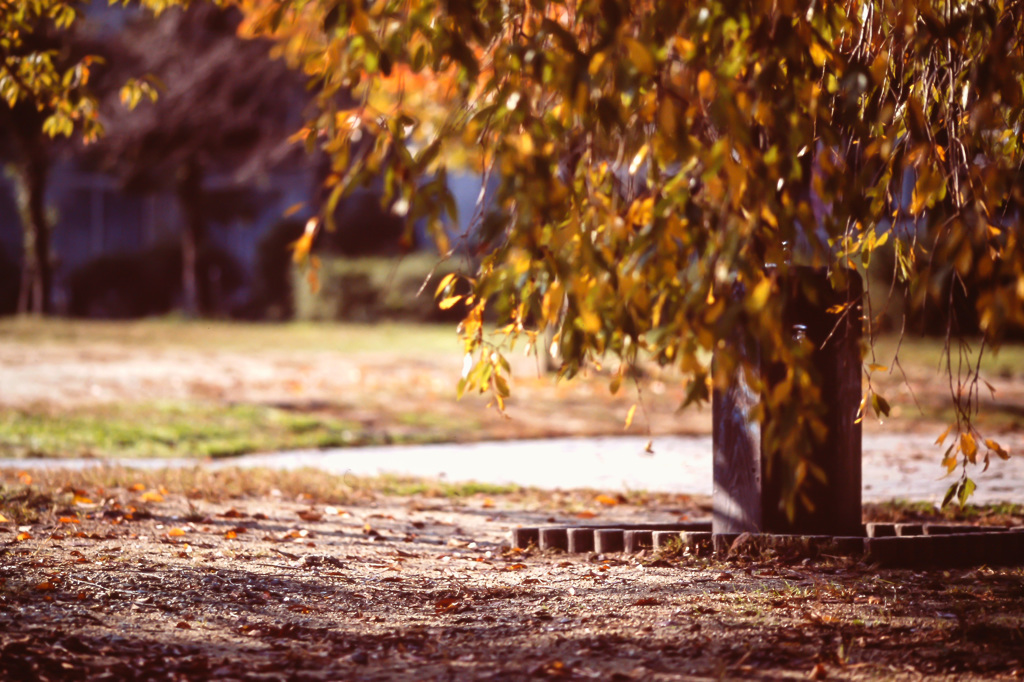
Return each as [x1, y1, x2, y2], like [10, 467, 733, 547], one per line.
[2, 481, 1023, 682]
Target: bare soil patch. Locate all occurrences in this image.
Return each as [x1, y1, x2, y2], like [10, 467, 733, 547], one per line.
[2, 475, 1023, 681]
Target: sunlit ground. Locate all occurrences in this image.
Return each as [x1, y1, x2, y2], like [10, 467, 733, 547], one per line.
[1, 317, 1023, 459]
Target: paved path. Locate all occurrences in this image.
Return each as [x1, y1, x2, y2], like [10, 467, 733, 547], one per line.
[5, 433, 1023, 504]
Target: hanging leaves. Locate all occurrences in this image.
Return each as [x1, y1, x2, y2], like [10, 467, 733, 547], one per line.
[229, 0, 1024, 504]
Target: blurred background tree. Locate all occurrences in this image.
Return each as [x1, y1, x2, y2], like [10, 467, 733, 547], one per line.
[1, 0, 102, 314]
[85, 2, 304, 317]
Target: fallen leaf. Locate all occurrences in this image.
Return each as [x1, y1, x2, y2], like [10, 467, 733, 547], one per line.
[35, 581, 55, 591]
[505, 563, 527, 571]
[129, 483, 145, 492]
[225, 530, 237, 539]
[297, 510, 323, 522]
[594, 494, 619, 506]
[434, 598, 460, 614]
[218, 508, 247, 518]
[0, 513, 9, 523]
[176, 621, 192, 629]
[575, 510, 598, 519]
[167, 528, 186, 537]
[140, 491, 164, 503]
[633, 597, 661, 606]
[58, 516, 80, 524]
[73, 495, 94, 506]
[17, 471, 32, 485]
[16, 531, 32, 541]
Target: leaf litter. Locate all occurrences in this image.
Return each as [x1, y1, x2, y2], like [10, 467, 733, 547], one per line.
[0, 481, 1022, 681]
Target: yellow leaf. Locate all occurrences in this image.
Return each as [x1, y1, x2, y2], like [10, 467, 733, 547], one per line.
[935, 424, 952, 446]
[438, 295, 463, 310]
[673, 37, 694, 56]
[0, 513, 8, 523]
[623, 37, 655, 75]
[961, 433, 978, 464]
[628, 144, 649, 175]
[72, 495, 93, 506]
[697, 70, 715, 100]
[985, 438, 1010, 460]
[808, 41, 828, 68]
[351, 7, 370, 32]
[167, 528, 186, 537]
[624, 404, 637, 430]
[290, 217, 320, 264]
[140, 491, 164, 503]
[595, 494, 619, 506]
[748, 278, 771, 311]
[434, 272, 457, 298]
[867, 363, 887, 373]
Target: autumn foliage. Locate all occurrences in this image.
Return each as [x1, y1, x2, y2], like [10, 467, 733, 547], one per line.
[7, 0, 1024, 503]
[234, 0, 1024, 504]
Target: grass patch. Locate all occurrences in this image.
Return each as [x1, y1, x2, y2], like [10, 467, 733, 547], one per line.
[0, 317, 462, 356]
[870, 335, 1024, 378]
[0, 402, 369, 459]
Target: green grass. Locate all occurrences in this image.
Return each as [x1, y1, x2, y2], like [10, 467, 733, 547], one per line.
[0, 400, 491, 460]
[0, 317, 463, 356]
[0, 402, 371, 459]
[869, 334, 1024, 378]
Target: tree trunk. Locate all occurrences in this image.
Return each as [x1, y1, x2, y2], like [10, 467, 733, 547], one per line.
[16, 144, 53, 315]
[175, 160, 207, 317]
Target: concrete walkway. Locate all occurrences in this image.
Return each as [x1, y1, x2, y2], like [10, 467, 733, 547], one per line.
[5, 433, 1023, 505]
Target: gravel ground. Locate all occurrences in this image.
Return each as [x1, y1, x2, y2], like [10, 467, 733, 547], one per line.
[2, 485, 1023, 681]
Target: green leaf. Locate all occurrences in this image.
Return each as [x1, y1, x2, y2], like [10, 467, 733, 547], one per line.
[941, 482, 958, 508]
[870, 393, 890, 418]
[493, 374, 510, 398]
[957, 478, 976, 507]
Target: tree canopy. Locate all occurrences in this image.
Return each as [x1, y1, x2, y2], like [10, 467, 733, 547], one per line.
[242, 0, 1024, 506]
[9, 0, 1024, 506]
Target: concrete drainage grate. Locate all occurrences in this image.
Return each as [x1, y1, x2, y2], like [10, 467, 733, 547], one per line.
[510, 521, 1024, 568]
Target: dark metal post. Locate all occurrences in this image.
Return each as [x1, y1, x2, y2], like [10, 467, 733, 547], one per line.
[712, 267, 862, 536]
